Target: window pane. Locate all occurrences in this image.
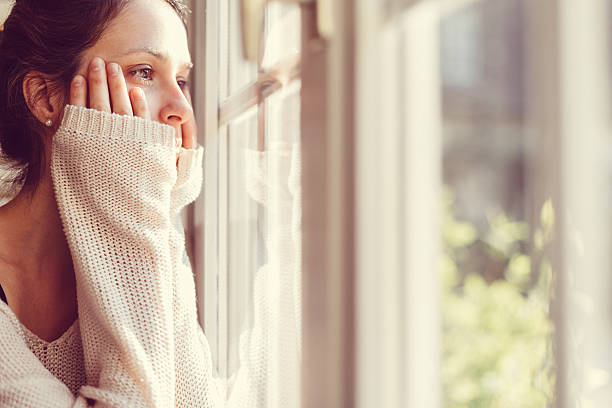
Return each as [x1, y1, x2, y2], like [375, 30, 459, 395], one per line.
[440, 0, 554, 406]
[225, 0, 258, 98]
[222, 0, 301, 99]
[265, 80, 301, 147]
[222, 80, 302, 406]
[217, 4, 303, 405]
[261, 3, 301, 70]
[226, 107, 260, 383]
[260, 78, 302, 407]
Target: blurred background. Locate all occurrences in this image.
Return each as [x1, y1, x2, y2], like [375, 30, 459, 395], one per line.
[1, 0, 611, 407]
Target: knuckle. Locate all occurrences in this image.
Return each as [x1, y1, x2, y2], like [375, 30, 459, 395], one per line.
[107, 68, 119, 79]
[89, 74, 105, 87]
[108, 72, 123, 86]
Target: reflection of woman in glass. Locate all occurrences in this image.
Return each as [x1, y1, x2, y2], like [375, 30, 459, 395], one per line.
[0, 1, 222, 405]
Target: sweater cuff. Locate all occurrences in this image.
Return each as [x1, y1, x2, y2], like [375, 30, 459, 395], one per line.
[176, 146, 204, 178]
[59, 105, 176, 148]
[171, 146, 204, 214]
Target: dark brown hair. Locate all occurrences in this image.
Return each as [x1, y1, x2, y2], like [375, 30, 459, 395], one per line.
[0, 0, 189, 194]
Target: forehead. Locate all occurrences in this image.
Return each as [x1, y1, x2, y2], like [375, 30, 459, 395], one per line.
[82, 0, 190, 67]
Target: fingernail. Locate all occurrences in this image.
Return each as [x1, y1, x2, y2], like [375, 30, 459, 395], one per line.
[108, 63, 120, 75]
[72, 75, 83, 87]
[90, 57, 103, 71]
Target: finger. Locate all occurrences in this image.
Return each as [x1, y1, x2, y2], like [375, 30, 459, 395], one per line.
[70, 75, 86, 107]
[107, 62, 133, 116]
[129, 87, 150, 119]
[181, 88, 196, 149]
[181, 116, 197, 149]
[88, 57, 111, 113]
[174, 125, 183, 149]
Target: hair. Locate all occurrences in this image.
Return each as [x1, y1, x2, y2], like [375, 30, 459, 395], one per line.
[0, 0, 190, 195]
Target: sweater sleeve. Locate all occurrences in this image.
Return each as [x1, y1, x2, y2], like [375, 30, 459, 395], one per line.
[168, 148, 223, 408]
[50, 105, 178, 407]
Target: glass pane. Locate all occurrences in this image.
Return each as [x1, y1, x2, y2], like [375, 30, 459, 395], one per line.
[226, 106, 260, 386]
[259, 79, 302, 406]
[218, 2, 303, 406]
[261, 3, 301, 70]
[221, 0, 301, 99]
[225, 0, 258, 98]
[223, 79, 302, 407]
[440, 0, 554, 406]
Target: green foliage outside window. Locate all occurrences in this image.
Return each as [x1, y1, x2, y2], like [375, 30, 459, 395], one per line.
[442, 191, 556, 407]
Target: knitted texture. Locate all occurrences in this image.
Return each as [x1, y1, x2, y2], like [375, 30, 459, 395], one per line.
[0, 105, 220, 407]
[0, 105, 302, 408]
[21, 320, 85, 396]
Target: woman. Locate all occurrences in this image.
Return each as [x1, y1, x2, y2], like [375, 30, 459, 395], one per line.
[0, 0, 222, 406]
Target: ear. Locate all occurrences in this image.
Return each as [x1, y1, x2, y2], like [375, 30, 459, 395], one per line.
[22, 72, 63, 127]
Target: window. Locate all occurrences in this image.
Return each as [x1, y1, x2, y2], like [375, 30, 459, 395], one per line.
[188, 1, 303, 406]
[187, 0, 611, 407]
[353, 0, 612, 407]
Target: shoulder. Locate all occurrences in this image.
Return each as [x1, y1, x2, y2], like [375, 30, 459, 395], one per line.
[0, 302, 24, 339]
[0, 302, 31, 360]
[0, 302, 49, 380]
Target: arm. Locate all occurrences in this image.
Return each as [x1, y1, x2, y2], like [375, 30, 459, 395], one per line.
[58, 59, 221, 407]
[51, 105, 178, 407]
[1, 60, 221, 407]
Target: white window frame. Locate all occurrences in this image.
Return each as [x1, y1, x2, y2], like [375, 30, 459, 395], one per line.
[186, 0, 222, 371]
[525, 1, 612, 405]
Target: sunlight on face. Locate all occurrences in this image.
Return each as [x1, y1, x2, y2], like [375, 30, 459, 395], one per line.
[77, 0, 193, 130]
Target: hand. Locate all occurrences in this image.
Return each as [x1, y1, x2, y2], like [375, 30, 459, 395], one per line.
[180, 87, 197, 150]
[70, 57, 192, 154]
[70, 57, 150, 119]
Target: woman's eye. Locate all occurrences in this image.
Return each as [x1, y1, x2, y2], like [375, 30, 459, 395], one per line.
[177, 78, 189, 89]
[129, 67, 154, 83]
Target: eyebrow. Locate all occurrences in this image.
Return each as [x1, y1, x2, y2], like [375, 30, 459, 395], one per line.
[118, 47, 194, 71]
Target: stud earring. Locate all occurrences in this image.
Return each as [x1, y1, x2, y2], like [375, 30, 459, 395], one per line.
[44, 119, 53, 127]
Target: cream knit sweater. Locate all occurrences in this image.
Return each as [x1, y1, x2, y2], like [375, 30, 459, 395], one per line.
[0, 106, 222, 407]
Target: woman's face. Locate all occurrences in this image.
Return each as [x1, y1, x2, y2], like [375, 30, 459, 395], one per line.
[76, 0, 193, 134]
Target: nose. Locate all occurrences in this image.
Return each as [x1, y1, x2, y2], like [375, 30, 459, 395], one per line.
[158, 86, 193, 127]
